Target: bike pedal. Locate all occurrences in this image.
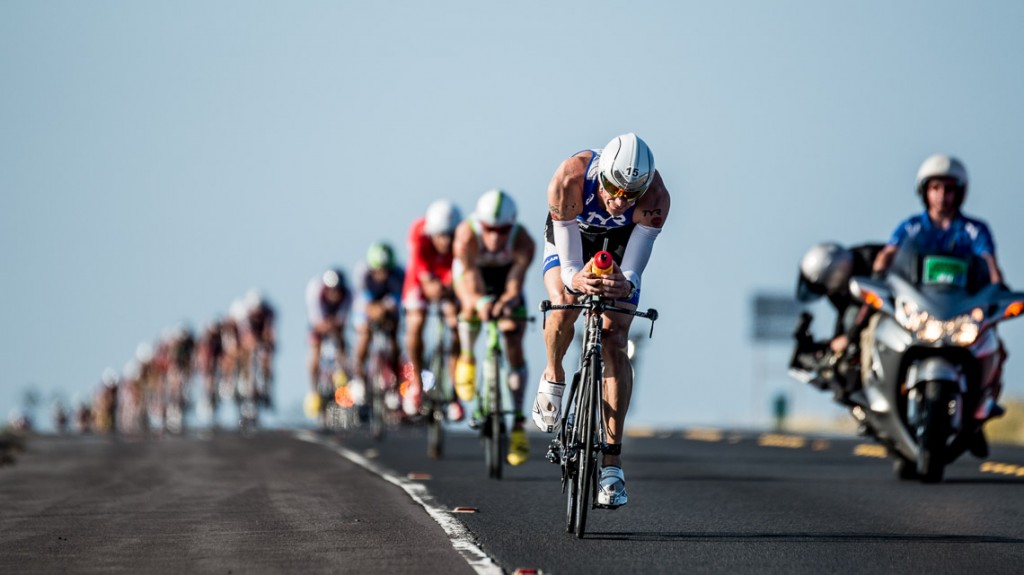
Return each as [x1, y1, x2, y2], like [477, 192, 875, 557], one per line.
[545, 440, 561, 464]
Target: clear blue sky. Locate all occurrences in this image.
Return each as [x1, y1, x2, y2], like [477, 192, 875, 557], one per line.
[3, 1, 1024, 429]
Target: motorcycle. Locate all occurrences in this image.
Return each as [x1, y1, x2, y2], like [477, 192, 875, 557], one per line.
[792, 246, 1022, 482]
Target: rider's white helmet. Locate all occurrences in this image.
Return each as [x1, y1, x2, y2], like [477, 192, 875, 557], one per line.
[135, 342, 154, 364]
[797, 242, 854, 302]
[229, 298, 247, 322]
[424, 199, 461, 235]
[474, 189, 517, 227]
[915, 154, 968, 207]
[597, 133, 656, 198]
[244, 289, 263, 312]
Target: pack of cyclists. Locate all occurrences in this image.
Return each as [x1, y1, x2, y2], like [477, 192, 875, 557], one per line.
[54, 133, 672, 508]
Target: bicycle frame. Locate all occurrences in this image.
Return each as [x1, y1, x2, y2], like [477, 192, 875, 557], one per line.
[366, 323, 397, 441]
[540, 296, 657, 538]
[424, 306, 453, 458]
[480, 319, 508, 479]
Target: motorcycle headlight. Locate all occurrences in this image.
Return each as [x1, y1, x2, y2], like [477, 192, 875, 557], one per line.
[896, 300, 982, 346]
[949, 311, 982, 346]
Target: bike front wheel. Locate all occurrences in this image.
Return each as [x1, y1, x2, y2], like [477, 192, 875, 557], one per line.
[573, 353, 601, 538]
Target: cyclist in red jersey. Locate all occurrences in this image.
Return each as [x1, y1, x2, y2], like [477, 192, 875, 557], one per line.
[402, 199, 463, 417]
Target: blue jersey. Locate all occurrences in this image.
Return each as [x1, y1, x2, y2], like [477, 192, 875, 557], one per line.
[574, 149, 636, 232]
[887, 211, 995, 258]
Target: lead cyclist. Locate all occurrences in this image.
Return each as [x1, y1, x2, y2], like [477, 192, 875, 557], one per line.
[533, 133, 671, 508]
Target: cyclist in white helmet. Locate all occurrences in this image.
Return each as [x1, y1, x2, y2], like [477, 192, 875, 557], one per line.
[402, 199, 463, 418]
[452, 189, 536, 465]
[305, 268, 353, 427]
[534, 133, 671, 508]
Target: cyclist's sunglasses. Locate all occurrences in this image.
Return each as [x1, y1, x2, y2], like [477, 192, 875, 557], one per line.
[481, 223, 513, 235]
[599, 173, 647, 202]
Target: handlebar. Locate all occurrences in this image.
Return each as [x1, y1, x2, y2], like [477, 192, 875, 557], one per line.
[539, 298, 659, 337]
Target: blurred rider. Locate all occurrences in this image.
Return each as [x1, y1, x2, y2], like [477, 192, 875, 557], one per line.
[306, 269, 353, 425]
[402, 199, 462, 417]
[352, 242, 405, 411]
[534, 133, 671, 508]
[240, 290, 277, 408]
[453, 189, 536, 464]
[793, 242, 882, 401]
[197, 319, 224, 421]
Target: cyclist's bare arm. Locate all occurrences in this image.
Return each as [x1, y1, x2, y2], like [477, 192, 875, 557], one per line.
[548, 154, 596, 295]
[547, 154, 588, 222]
[499, 229, 536, 309]
[453, 220, 486, 304]
[631, 171, 670, 228]
[600, 170, 671, 300]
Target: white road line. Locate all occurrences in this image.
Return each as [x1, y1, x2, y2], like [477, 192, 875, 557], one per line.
[295, 430, 502, 575]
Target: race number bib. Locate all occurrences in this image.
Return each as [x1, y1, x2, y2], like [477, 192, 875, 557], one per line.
[922, 256, 968, 287]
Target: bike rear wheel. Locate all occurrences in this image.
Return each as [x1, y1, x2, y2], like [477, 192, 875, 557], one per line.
[370, 373, 386, 441]
[426, 349, 446, 459]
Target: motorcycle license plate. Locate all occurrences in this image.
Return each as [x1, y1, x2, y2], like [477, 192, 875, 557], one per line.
[922, 256, 968, 287]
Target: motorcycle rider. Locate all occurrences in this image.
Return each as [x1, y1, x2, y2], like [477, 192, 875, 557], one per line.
[871, 154, 1003, 284]
[867, 154, 1007, 455]
[793, 242, 883, 402]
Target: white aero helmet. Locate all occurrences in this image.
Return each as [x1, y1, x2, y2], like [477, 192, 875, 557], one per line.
[424, 199, 461, 235]
[474, 189, 517, 227]
[915, 154, 968, 206]
[597, 133, 656, 199]
[797, 242, 854, 302]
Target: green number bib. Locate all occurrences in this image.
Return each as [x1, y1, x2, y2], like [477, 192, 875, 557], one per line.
[922, 256, 968, 287]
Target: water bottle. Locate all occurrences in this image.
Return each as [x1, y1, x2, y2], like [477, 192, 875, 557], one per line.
[592, 250, 614, 276]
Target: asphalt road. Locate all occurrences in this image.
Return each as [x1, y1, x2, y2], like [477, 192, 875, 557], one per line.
[3, 426, 1024, 574]
[328, 425, 1024, 575]
[0, 430, 474, 575]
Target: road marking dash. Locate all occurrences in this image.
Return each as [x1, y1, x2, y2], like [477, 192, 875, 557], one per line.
[853, 444, 887, 458]
[683, 428, 724, 442]
[757, 434, 807, 449]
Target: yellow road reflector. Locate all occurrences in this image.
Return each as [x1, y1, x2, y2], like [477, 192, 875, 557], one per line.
[980, 462, 1021, 475]
[811, 440, 830, 451]
[853, 444, 887, 458]
[625, 427, 657, 438]
[683, 428, 724, 442]
[758, 434, 807, 449]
